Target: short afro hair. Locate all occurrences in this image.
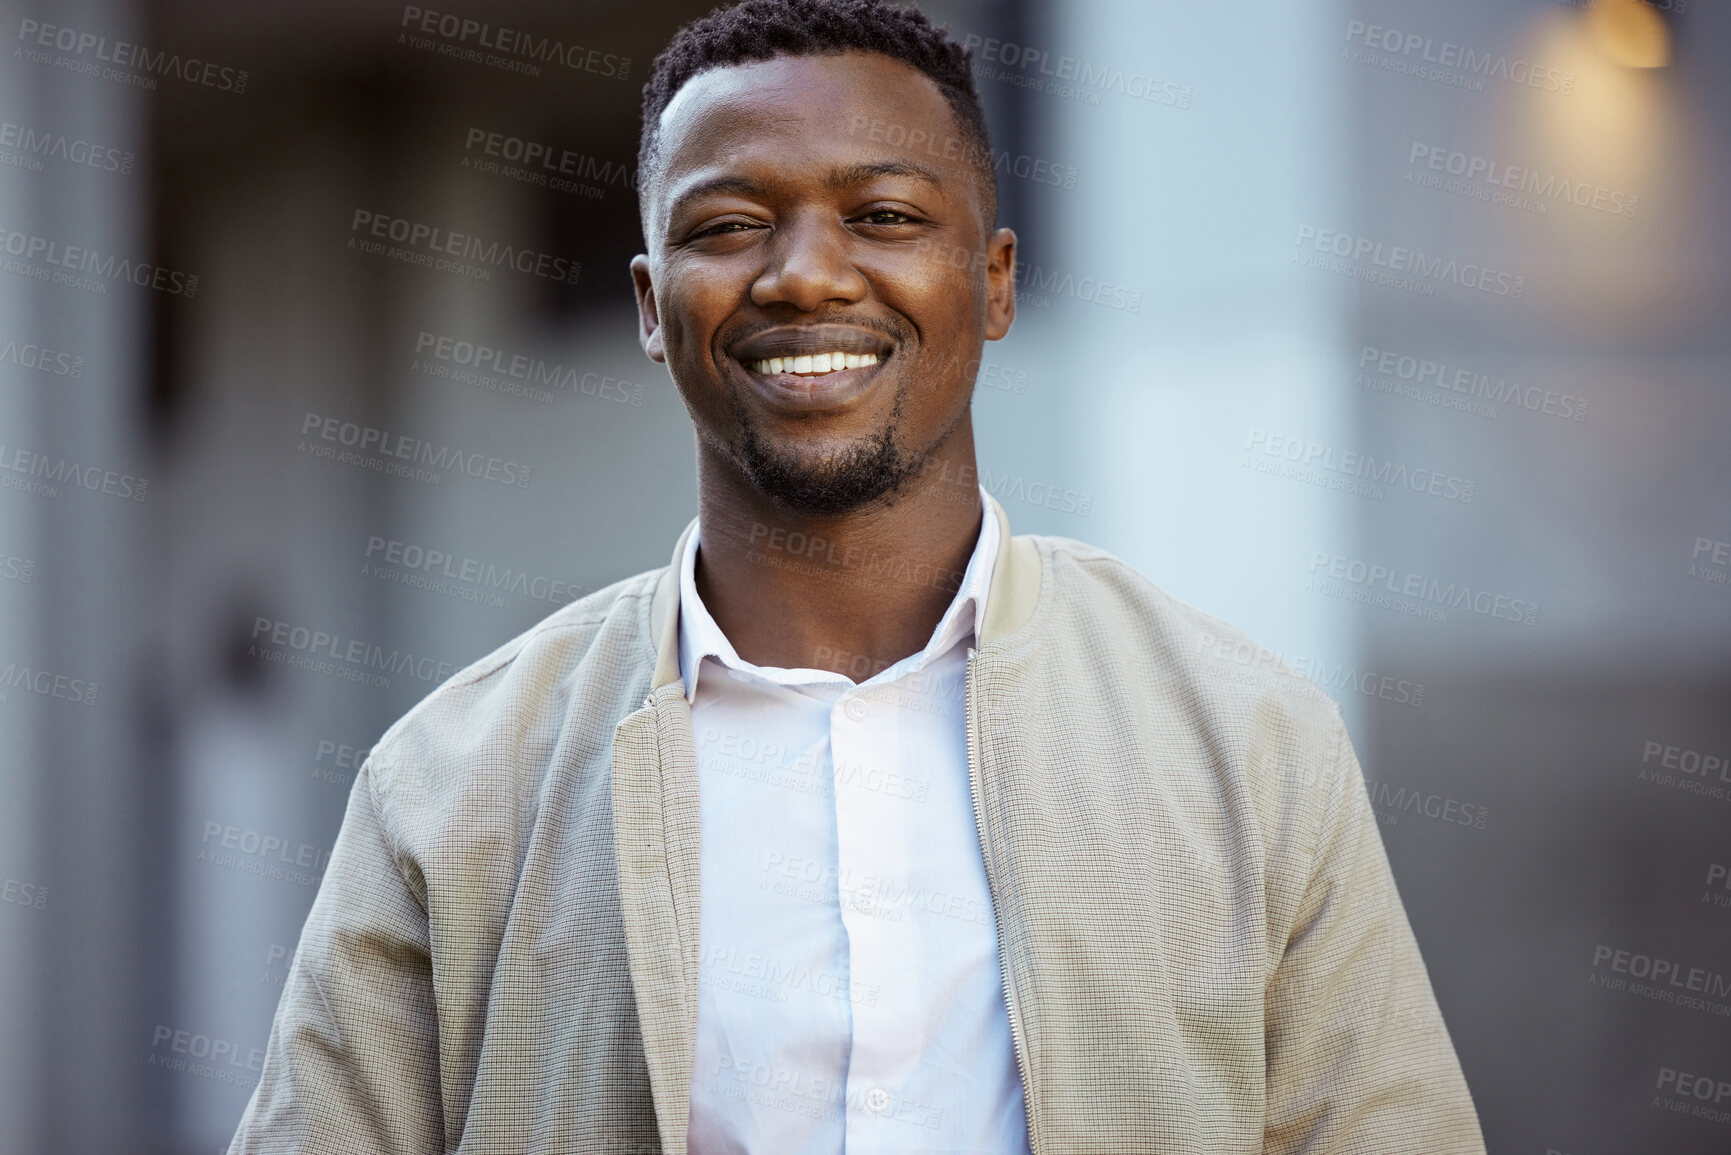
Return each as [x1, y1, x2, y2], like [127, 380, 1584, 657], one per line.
[638, 0, 997, 225]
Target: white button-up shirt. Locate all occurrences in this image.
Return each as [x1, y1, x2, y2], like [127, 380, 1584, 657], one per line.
[681, 489, 1029, 1155]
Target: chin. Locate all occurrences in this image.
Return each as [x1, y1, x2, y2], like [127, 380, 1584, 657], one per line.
[738, 428, 915, 517]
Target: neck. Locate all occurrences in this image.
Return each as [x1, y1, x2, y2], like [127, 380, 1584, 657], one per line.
[693, 421, 985, 677]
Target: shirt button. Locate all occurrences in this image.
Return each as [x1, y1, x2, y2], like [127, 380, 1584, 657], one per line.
[844, 698, 868, 722]
[865, 1087, 890, 1112]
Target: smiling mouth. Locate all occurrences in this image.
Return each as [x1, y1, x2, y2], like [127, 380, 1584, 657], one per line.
[728, 322, 896, 381]
[744, 351, 882, 376]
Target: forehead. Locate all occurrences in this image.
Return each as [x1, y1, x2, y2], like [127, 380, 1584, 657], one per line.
[653, 51, 978, 202]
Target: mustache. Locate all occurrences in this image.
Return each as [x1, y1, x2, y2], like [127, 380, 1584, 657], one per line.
[721, 315, 911, 361]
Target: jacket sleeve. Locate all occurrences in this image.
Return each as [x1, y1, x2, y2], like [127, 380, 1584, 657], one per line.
[1261, 722, 1485, 1155]
[228, 757, 444, 1154]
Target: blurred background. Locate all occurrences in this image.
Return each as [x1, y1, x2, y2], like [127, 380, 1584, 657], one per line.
[0, 0, 1727, 1150]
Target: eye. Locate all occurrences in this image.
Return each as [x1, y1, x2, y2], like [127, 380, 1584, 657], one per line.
[856, 208, 921, 226]
[691, 219, 758, 240]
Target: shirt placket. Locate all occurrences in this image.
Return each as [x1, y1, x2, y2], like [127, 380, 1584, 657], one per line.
[687, 668, 857, 1155]
[831, 678, 921, 1152]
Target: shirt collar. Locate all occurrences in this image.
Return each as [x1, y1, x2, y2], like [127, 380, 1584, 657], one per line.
[677, 485, 999, 702]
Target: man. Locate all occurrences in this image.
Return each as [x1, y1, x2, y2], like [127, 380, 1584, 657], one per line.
[231, 1, 1485, 1151]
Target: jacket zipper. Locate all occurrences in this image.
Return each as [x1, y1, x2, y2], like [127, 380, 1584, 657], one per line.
[965, 648, 1040, 1154]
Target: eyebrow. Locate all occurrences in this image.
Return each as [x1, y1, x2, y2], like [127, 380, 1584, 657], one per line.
[668, 174, 770, 211]
[668, 159, 946, 216]
[825, 160, 945, 192]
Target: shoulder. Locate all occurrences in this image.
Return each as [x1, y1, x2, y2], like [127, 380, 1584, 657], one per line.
[362, 566, 665, 826]
[1018, 532, 1347, 773]
[1005, 534, 1354, 879]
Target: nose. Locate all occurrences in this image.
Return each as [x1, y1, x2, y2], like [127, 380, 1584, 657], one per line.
[749, 211, 867, 312]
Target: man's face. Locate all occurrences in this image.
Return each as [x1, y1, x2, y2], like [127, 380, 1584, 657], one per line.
[631, 51, 1016, 516]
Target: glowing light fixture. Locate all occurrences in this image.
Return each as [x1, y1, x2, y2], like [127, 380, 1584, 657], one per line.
[1587, 0, 1670, 69]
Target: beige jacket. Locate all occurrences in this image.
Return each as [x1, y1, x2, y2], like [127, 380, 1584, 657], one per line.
[230, 496, 1485, 1154]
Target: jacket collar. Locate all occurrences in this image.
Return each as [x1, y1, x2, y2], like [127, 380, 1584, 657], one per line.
[646, 491, 1039, 690]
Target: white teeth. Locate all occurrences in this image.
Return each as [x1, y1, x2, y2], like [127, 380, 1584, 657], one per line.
[748, 351, 881, 375]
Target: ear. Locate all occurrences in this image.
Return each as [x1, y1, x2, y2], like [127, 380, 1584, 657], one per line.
[630, 254, 666, 362]
[983, 227, 1017, 341]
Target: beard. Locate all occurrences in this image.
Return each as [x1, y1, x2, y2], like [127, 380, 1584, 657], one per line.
[728, 386, 926, 516]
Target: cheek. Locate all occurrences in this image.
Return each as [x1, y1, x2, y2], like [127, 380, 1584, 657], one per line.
[904, 279, 987, 415]
[895, 270, 984, 370]
[657, 289, 714, 367]
[658, 263, 743, 359]
[894, 245, 977, 297]
[898, 256, 985, 328]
